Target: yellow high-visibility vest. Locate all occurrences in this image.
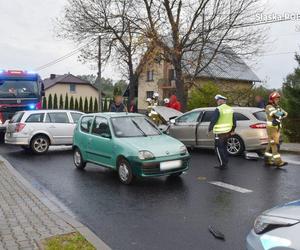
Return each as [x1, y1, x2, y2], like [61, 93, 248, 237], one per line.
[213, 104, 233, 134]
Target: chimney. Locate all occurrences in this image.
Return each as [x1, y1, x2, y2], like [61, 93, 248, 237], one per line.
[50, 74, 56, 79]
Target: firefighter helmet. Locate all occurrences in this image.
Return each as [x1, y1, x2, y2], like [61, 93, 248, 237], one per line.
[269, 92, 281, 103]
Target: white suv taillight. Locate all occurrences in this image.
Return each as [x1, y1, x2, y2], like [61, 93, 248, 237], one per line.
[250, 123, 266, 129]
[15, 123, 26, 132]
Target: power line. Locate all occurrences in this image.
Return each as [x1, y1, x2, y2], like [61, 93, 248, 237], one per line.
[34, 39, 97, 71]
[34, 17, 298, 71]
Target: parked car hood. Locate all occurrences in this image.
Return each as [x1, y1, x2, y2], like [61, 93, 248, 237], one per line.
[121, 135, 185, 157]
[263, 200, 300, 220]
[153, 106, 183, 123]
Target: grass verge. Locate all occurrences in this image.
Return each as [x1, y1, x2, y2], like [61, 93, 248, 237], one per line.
[42, 232, 95, 250]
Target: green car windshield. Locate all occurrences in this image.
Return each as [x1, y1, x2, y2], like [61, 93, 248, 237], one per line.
[111, 116, 161, 137]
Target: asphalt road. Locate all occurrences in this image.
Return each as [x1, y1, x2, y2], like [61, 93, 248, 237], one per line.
[1, 143, 300, 250]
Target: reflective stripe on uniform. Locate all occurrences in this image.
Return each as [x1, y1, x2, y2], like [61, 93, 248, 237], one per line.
[273, 154, 281, 159]
[265, 152, 272, 157]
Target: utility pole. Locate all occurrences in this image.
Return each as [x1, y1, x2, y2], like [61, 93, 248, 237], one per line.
[97, 35, 102, 112]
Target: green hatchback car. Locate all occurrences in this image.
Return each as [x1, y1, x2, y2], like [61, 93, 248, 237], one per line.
[73, 113, 190, 184]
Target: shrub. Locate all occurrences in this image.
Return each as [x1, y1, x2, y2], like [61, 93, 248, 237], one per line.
[64, 93, 69, 109]
[48, 94, 53, 109]
[59, 94, 64, 109]
[84, 97, 89, 113]
[188, 82, 220, 110]
[53, 94, 58, 109]
[70, 96, 74, 110]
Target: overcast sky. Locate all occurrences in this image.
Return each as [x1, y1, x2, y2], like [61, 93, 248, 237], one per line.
[0, 0, 299, 88]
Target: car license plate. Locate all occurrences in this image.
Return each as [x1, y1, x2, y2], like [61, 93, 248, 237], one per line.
[160, 160, 182, 171]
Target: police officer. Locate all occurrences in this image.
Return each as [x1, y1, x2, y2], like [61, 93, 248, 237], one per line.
[209, 95, 236, 169]
[265, 92, 288, 167]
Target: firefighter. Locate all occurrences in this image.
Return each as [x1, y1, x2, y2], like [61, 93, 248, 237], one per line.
[146, 93, 161, 125]
[265, 92, 288, 167]
[209, 94, 236, 169]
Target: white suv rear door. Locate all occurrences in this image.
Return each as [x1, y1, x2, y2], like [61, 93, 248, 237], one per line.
[44, 112, 75, 145]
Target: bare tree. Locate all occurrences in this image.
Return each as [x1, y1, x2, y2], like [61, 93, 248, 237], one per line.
[57, 0, 148, 105]
[136, 0, 266, 111]
[58, 0, 266, 111]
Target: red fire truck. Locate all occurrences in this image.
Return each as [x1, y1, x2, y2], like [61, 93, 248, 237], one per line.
[0, 69, 44, 133]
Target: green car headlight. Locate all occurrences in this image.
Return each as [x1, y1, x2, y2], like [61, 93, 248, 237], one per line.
[138, 150, 155, 160]
[254, 215, 299, 234]
[180, 145, 187, 155]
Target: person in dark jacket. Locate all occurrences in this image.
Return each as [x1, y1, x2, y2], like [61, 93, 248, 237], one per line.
[208, 94, 236, 169]
[255, 95, 266, 109]
[109, 95, 127, 112]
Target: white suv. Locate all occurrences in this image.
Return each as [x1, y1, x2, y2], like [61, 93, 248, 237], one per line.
[5, 110, 84, 154]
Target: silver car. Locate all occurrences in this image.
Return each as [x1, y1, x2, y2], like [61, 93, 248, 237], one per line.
[247, 200, 300, 250]
[168, 107, 268, 155]
[5, 110, 83, 154]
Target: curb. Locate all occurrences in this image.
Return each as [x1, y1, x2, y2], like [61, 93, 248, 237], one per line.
[0, 156, 111, 250]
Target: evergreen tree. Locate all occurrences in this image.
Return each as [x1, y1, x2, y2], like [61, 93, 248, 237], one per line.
[79, 97, 83, 112]
[48, 94, 53, 109]
[64, 93, 69, 110]
[282, 53, 300, 142]
[93, 98, 98, 113]
[70, 96, 74, 110]
[103, 98, 108, 112]
[59, 94, 64, 109]
[75, 98, 79, 110]
[84, 97, 89, 113]
[53, 94, 58, 109]
[113, 85, 123, 97]
[88, 96, 93, 113]
[42, 97, 47, 109]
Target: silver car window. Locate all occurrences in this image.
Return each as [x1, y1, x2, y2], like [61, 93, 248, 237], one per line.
[46, 112, 69, 123]
[71, 112, 82, 123]
[234, 112, 250, 121]
[25, 113, 45, 123]
[201, 111, 214, 122]
[9, 112, 24, 123]
[176, 111, 202, 124]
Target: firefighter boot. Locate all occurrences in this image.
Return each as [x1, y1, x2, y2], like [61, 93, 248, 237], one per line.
[273, 153, 288, 168]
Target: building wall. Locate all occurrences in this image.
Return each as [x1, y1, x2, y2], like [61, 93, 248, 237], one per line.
[45, 83, 99, 103]
[138, 61, 166, 110]
[137, 60, 253, 110]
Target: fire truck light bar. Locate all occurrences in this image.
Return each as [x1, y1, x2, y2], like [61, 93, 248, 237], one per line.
[0, 70, 36, 75]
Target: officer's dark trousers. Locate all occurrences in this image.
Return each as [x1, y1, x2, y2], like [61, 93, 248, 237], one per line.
[214, 133, 229, 167]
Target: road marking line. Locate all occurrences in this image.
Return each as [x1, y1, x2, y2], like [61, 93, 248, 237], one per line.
[209, 181, 253, 193]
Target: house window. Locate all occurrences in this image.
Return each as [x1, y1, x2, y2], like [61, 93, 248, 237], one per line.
[168, 69, 176, 82]
[146, 70, 154, 81]
[70, 84, 76, 92]
[146, 91, 154, 99]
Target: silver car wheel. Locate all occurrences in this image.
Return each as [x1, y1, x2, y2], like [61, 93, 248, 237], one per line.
[227, 137, 241, 154]
[74, 150, 81, 166]
[33, 138, 48, 153]
[119, 163, 129, 182]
